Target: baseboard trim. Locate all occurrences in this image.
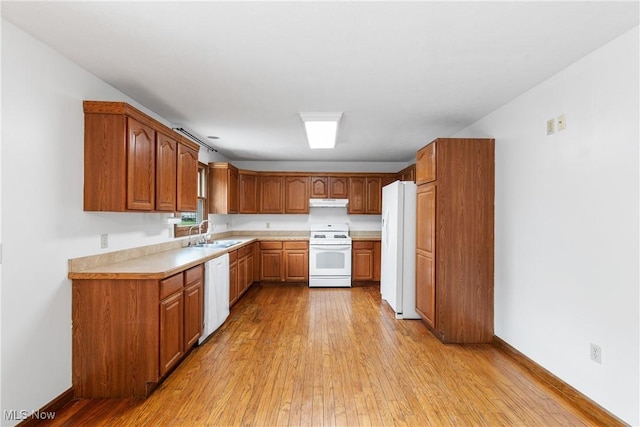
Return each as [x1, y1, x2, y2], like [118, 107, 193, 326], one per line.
[493, 336, 628, 426]
[16, 387, 75, 427]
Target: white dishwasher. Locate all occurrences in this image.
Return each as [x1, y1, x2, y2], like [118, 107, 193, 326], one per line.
[199, 253, 230, 344]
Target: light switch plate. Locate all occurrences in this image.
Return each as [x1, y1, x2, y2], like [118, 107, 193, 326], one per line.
[557, 114, 566, 130]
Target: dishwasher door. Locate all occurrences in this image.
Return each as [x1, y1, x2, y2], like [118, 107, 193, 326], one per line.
[199, 253, 230, 344]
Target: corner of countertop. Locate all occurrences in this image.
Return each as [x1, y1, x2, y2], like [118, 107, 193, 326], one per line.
[68, 239, 188, 273]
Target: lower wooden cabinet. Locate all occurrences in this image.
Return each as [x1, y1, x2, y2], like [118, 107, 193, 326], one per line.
[72, 264, 204, 398]
[259, 241, 308, 283]
[230, 243, 256, 307]
[352, 240, 381, 282]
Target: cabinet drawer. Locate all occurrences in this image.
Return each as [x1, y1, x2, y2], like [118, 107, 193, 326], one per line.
[160, 273, 184, 299]
[229, 250, 238, 263]
[353, 241, 375, 250]
[284, 241, 308, 250]
[260, 241, 283, 250]
[184, 264, 203, 286]
[238, 245, 253, 258]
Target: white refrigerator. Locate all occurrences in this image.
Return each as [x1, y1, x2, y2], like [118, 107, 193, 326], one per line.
[380, 181, 421, 319]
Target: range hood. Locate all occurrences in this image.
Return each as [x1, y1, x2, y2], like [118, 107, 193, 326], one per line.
[309, 198, 349, 208]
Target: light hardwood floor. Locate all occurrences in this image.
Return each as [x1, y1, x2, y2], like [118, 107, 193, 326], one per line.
[46, 284, 610, 426]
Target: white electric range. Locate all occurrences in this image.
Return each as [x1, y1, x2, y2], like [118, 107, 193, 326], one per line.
[308, 223, 352, 287]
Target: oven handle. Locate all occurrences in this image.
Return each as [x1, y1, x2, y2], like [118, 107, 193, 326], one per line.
[309, 244, 352, 250]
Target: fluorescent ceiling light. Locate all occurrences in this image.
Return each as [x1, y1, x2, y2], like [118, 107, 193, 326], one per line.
[300, 112, 342, 149]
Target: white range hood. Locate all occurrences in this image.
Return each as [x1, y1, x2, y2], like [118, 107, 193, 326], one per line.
[309, 198, 349, 208]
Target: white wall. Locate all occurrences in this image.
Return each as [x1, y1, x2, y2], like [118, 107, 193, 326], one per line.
[454, 27, 639, 425]
[0, 20, 229, 425]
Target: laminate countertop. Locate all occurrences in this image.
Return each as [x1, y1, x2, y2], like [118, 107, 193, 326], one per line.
[68, 231, 380, 281]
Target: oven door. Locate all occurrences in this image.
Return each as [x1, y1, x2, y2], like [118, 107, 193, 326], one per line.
[309, 243, 352, 277]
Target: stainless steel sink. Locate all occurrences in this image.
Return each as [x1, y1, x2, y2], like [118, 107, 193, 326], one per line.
[193, 240, 242, 249]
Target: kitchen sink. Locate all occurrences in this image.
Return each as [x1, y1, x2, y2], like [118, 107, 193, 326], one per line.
[193, 240, 242, 249]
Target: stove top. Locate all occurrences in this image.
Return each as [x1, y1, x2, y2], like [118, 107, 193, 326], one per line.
[309, 223, 352, 245]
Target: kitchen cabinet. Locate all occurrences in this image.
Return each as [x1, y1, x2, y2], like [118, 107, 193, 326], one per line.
[183, 265, 204, 349]
[285, 176, 310, 214]
[239, 172, 259, 214]
[229, 250, 239, 306]
[259, 175, 285, 213]
[348, 176, 383, 214]
[416, 143, 436, 185]
[365, 176, 382, 214]
[83, 101, 199, 212]
[209, 163, 239, 214]
[352, 240, 381, 282]
[156, 133, 178, 211]
[259, 241, 308, 283]
[237, 244, 255, 298]
[415, 138, 494, 344]
[284, 241, 308, 282]
[72, 263, 204, 398]
[398, 164, 416, 183]
[177, 143, 199, 212]
[310, 176, 349, 199]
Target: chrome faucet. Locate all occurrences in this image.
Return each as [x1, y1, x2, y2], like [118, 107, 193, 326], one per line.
[198, 220, 213, 244]
[187, 225, 200, 247]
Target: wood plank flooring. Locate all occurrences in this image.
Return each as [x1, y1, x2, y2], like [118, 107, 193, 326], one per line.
[44, 284, 608, 426]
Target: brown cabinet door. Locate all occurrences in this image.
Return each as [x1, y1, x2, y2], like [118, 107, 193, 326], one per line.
[373, 240, 381, 281]
[239, 173, 258, 214]
[184, 265, 203, 350]
[348, 177, 366, 214]
[259, 176, 284, 213]
[229, 256, 239, 305]
[285, 176, 310, 214]
[228, 167, 239, 214]
[352, 242, 374, 281]
[238, 255, 248, 295]
[159, 291, 184, 376]
[155, 134, 177, 211]
[260, 250, 284, 282]
[284, 244, 308, 282]
[177, 143, 199, 212]
[415, 184, 436, 328]
[366, 177, 382, 214]
[310, 176, 328, 198]
[416, 142, 436, 185]
[329, 177, 349, 198]
[184, 282, 203, 350]
[247, 253, 254, 289]
[127, 118, 156, 210]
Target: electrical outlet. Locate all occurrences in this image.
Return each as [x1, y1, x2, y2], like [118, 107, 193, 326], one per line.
[547, 118, 555, 135]
[590, 343, 602, 364]
[266, 222, 271, 229]
[557, 113, 566, 130]
[100, 234, 108, 249]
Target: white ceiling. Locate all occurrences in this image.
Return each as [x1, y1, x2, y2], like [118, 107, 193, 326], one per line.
[2, 1, 638, 162]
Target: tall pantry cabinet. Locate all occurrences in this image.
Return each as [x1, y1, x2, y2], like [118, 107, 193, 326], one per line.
[415, 138, 495, 344]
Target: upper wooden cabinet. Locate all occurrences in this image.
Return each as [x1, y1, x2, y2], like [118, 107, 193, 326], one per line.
[285, 176, 310, 214]
[156, 133, 178, 211]
[414, 138, 494, 344]
[176, 143, 199, 212]
[83, 101, 199, 212]
[348, 176, 383, 214]
[310, 176, 348, 198]
[259, 175, 285, 213]
[239, 172, 259, 214]
[209, 163, 238, 214]
[416, 143, 436, 185]
[126, 118, 156, 210]
[398, 164, 416, 183]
